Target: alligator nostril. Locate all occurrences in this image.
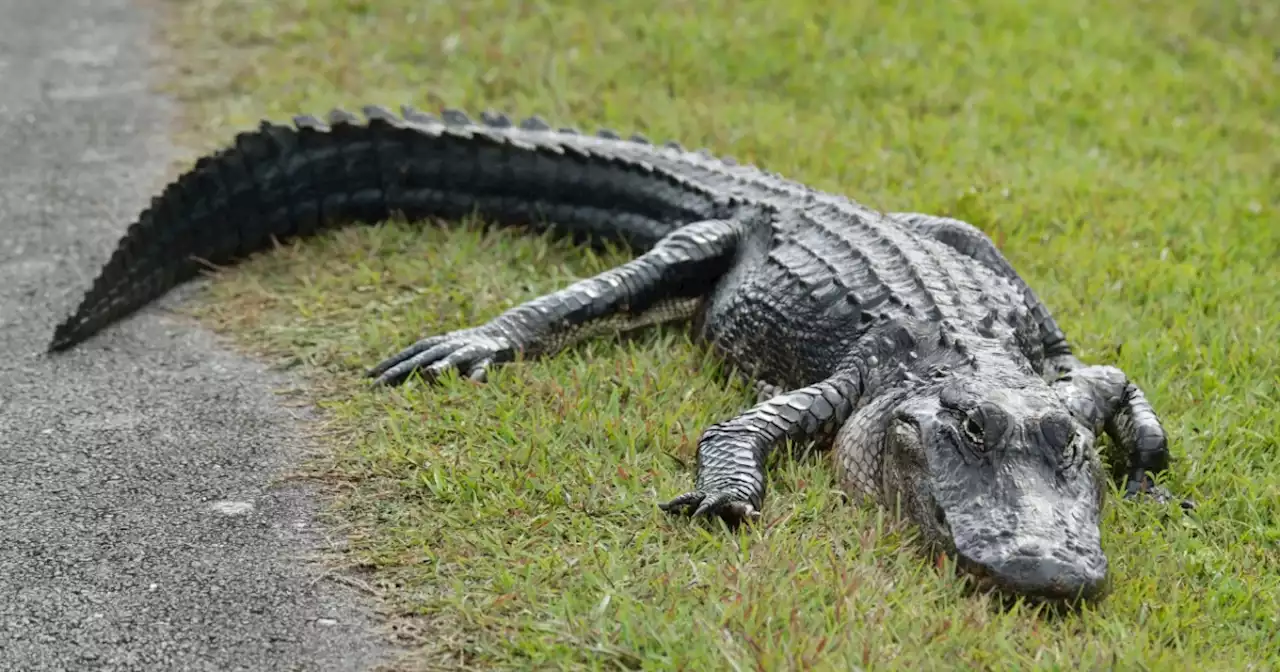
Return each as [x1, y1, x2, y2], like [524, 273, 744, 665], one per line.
[1040, 412, 1077, 452]
[1014, 545, 1046, 558]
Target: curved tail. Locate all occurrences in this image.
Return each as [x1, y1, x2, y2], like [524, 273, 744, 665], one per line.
[49, 105, 721, 353]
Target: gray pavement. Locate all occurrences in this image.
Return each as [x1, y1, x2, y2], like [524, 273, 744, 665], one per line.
[0, 0, 391, 669]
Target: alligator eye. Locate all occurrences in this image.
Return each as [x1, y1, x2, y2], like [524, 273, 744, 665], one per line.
[961, 415, 984, 446]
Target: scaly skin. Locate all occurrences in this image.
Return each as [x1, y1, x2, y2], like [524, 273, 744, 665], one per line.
[49, 105, 1190, 605]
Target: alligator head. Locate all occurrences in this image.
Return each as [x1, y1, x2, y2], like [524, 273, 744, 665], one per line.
[837, 374, 1110, 604]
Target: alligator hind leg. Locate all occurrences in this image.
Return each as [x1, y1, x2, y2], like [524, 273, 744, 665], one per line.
[369, 218, 743, 386]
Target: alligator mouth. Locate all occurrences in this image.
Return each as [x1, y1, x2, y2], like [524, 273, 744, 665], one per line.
[950, 559, 1093, 616]
[934, 504, 1109, 608]
[947, 548, 1108, 610]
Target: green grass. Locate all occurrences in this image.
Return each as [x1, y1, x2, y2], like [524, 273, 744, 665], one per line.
[159, 0, 1279, 668]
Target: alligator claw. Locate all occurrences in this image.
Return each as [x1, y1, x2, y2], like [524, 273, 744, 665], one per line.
[368, 327, 513, 386]
[660, 490, 761, 528]
[1123, 477, 1195, 511]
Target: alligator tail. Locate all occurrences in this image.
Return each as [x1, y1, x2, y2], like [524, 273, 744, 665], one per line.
[48, 105, 723, 353]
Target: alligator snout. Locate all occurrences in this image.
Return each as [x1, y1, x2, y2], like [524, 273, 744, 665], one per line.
[965, 547, 1109, 602]
[947, 508, 1110, 603]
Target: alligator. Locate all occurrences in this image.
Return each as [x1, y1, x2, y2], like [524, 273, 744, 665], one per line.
[49, 105, 1190, 604]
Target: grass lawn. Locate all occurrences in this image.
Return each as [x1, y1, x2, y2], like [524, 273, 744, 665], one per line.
[158, 0, 1278, 668]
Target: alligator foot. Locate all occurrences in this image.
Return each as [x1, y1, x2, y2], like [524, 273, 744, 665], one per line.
[367, 325, 515, 386]
[1122, 475, 1196, 511]
[660, 418, 771, 530]
[660, 489, 761, 528]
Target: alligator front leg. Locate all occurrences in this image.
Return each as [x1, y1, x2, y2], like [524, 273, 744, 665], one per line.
[1051, 363, 1193, 509]
[661, 372, 862, 526]
[369, 219, 743, 386]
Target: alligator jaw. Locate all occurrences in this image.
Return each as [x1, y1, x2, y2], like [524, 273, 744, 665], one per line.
[943, 500, 1110, 605]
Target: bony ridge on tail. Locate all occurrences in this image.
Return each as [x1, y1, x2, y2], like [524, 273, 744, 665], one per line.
[49, 104, 1194, 605]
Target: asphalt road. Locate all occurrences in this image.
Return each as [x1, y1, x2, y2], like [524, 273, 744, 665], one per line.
[0, 0, 389, 669]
